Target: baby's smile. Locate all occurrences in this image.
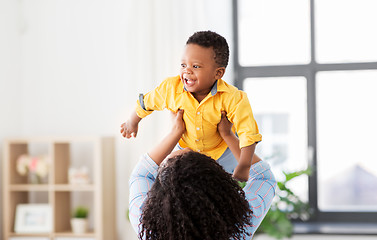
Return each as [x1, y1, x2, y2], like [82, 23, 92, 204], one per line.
[184, 77, 196, 87]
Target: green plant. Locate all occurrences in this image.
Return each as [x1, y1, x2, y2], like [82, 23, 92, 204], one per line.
[72, 206, 89, 219]
[256, 168, 313, 239]
[238, 181, 247, 188]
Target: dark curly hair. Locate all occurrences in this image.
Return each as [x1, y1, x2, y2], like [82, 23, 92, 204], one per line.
[186, 30, 230, 68]
[139, 151, 252, 240]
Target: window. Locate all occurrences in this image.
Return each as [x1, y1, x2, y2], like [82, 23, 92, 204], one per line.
[317, 70, 377, 212]
[238, 0, 310, 66]
[315, 0, 377, 63]
[233, 0, 377, 223]
[244, 77, 308, 201]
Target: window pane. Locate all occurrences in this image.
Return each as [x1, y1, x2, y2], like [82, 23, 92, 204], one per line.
[317, 70, 377, 211]
[244, 77, 308, 200]
[316, 0, 377, 63]
[238, 0, 311, 66]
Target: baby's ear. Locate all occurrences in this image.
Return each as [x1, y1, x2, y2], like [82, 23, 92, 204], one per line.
[215, 67, 226, 79]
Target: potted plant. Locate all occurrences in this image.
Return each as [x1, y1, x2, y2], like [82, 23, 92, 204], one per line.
[71, 206, 89, 234]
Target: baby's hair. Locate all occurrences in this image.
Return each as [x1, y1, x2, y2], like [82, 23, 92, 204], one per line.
[186, 30, 229, 68]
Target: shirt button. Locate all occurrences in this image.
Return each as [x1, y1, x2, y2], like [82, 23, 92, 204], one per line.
[197, 149, 201, 152]
[196, 127, 200, 130]
[197, 112, 201, 115]
[195, 139, 199, 142]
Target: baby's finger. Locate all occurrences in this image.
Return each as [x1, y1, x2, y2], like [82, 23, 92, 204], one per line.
[125, 132, 131, 138]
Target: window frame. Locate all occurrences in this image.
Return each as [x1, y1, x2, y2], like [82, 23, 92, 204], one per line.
[232, 0, 377, 223]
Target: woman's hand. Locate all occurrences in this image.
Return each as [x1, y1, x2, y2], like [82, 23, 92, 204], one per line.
[171, 109, 185, 136]
[217, 111, 241, 162]
[148, 109, 185, 166]
[217, 111, 233, 138]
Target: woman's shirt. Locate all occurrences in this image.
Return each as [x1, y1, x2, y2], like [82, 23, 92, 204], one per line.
[129, 153, 276, 239]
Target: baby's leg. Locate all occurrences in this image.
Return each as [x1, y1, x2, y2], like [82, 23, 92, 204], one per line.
[216, 148, 238, 174]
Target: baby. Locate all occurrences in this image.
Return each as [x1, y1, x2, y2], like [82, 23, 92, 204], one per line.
[121, 31, 261, 181]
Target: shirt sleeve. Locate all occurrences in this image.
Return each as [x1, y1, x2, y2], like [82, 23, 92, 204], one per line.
[226, 91, 262, 149]
[243, 161, 277, 238]
[135, 78, 171, 118]
[128, 153, 159, 234]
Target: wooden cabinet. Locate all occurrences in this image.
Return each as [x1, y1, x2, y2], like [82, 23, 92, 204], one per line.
[2, 137, 116, 240]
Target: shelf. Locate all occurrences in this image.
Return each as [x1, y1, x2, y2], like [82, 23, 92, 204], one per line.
[9, 232, 50, 237]
[53, 184, 95, 192]
[10, 184, 50, 191]
[9, 184, 95, 192]
[2, 137, 116, 240]
[54, 230, 95, 237]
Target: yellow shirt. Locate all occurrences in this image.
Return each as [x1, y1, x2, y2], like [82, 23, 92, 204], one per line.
[135, 75, 262, 160]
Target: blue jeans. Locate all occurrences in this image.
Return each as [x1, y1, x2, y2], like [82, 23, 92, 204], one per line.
[216, 147, 238, 174]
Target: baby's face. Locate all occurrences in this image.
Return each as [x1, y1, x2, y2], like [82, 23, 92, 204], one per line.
[180, 44, 224, 100]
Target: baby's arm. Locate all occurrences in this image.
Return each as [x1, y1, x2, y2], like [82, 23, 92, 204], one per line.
[235, 144, 256, 181]
[120, 110, 142, 138]
[121, 78, 175, 139]
[218, 112, 259, 181]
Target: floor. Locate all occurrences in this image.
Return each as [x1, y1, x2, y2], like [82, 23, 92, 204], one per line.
[254, 234, 377, 240]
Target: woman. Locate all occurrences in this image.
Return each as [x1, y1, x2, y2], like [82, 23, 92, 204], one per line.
[128, 110, 276, 239]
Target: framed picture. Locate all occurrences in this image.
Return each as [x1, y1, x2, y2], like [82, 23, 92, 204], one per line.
[14, 204, 52, 233]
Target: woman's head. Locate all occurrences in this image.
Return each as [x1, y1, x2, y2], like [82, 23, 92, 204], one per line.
[140, 151, 252, 240]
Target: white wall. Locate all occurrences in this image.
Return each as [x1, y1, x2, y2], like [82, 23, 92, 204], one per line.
[0, 0, 233, 239]
[0, 0, 23, 237]
[0, 1, 23, 141]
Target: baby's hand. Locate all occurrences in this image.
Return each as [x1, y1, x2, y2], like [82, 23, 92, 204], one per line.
[217, 111, 233, 138]
[120, 120, 139, 138]
[170, 109, 185, 136]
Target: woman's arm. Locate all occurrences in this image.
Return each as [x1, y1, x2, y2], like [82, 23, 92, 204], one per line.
[148, 109, 185, 165]
[218, 111, 276, 236]
[244, 160, 276, 237]
[129, 109, 185, 233]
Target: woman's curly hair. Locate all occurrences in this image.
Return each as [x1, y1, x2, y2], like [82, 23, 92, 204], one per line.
[139, 151, 252, 240]
[186, 30, 230, 68]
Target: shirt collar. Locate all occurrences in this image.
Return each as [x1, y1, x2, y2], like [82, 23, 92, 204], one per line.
[215, 79, 230, 94]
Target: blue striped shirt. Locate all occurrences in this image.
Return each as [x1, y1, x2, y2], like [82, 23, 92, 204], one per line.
[129, 153, 276, 239]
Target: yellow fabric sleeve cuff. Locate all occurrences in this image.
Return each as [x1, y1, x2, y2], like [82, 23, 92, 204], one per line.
[135, 100, 153, 119]
[239, 133, 262, 149]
